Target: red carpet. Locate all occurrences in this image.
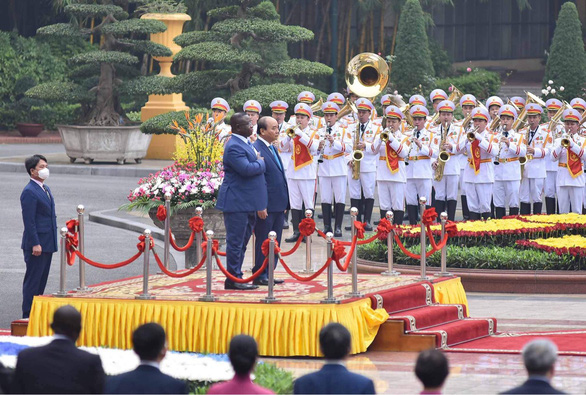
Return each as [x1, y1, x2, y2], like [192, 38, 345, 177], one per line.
[446, 330, 586, 356]
[370, 281, 497, 348]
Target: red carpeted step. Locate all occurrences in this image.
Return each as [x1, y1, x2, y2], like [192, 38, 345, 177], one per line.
[369, 282, 435, 313]
[412, 318, 498, 348]
[388, 304, 467, 332]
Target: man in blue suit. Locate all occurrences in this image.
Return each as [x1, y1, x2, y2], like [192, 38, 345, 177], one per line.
[105, 323, 187, 394]
[20, 154, 57, 318]
[216, 113, 267, 290]
[252, 117, 290, 286]
[293, 323, 376, 394]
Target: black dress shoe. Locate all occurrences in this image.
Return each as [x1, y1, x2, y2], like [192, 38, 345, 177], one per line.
[253, 278, 269, 286]
[274, 278, 284, 284]
[224, 281, 259, 290]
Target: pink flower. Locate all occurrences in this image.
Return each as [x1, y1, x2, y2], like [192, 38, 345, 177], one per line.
[467, 67, 472, 72]
[449, 86, 453, 92]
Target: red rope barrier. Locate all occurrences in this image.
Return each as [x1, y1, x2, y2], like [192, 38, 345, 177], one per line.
[68, 235, 150, 269]
[337, 235, 358, 271]
[214, 253, 268, 283]
[279, 257, 332, 281]
[152, 248, 206, 278]
[169, 230, 195, 252]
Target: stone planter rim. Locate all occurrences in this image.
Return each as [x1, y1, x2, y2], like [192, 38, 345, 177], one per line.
[141, 13, 191, 21]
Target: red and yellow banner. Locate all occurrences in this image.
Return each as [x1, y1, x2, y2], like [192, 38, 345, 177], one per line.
[293, 136, 313, 170]
[385, 141, 400, 173]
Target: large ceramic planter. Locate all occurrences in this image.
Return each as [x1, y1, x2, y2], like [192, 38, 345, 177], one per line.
[149, 206, 225, 268]
[16, 123, 44, 137]
[58, 124, 152, 164]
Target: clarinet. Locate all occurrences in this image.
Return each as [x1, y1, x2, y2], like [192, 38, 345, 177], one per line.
[317, 122, 332, 163]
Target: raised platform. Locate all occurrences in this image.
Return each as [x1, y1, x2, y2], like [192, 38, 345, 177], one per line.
[26, 272, 472, 357]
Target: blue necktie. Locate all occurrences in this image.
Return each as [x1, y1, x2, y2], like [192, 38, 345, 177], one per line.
[270, 145, 282, 170]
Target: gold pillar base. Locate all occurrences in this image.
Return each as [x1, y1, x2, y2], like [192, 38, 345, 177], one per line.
[142, 93, 189, 159]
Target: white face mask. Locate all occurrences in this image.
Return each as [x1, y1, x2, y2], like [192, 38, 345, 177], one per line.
[38, 168, 50, 180]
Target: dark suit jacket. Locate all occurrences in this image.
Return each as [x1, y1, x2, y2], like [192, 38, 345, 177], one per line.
[501, 378, 566, 394]
[293, 364, 375, 394]
[20, 180, 57, 252]
[216, 136, 267, 213]
[105, 364, 188, 394]
[11, 338, 105, 394]
[253, 139, 289, 212]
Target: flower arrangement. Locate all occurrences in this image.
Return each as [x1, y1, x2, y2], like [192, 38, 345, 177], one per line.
[517, 235, 586, 258]
[121, 112, 226, 214]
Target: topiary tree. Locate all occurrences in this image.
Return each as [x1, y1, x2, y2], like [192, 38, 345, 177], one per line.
[26, 1, 173, 126]
[543, 1, 586, 101]
[173, 0, 332, 113]
[390, 0, 435, 96]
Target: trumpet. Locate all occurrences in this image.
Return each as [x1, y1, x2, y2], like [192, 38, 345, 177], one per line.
[286, 127, 298, 138]
[380, 129, 390, 142]
[561, 134, 572, 148]
[467, 126, 479, 142]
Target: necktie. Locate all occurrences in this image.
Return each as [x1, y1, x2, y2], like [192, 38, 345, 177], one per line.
[360, 124, 366, 138]
[529, 130, 536, 144]
[270, 145, 282, 170]
[416, 130, 421, 139]
[503, 131, 509, 138]
[42, 185, 51, 200]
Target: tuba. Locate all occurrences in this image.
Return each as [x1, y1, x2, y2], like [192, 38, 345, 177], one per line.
[345, 52, 390, 180]
[310, 98, 324, 114]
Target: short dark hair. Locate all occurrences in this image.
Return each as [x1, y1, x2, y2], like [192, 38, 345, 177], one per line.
[415, 349, 449, 389]
[132, 323, 166, 361]
[50, 305, 82, 341]
[257, 116, 269, 135]
[228, 335, 258, 375]
[319, 323, 351, 360]
[25, 154, 47, 176]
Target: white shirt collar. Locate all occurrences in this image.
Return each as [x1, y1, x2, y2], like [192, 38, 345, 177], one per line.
[232, 134, 249, 144]
[257, 136, 271, 147]
[140, 360, 160, 369]
[31, 178, 44, 188]
[53, 334, 72, 342]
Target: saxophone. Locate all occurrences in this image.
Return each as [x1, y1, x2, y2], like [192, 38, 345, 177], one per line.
[351, 126, 363, 180]
[434, 123, 450, 182]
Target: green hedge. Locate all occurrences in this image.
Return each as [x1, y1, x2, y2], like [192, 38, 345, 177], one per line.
[435, 69, 501, 101]
[358, 241, 581, 271]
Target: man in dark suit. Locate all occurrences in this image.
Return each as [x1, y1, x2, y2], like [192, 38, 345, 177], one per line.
[252, 117, 289, 286]
[293, 323, 376, 394]
[501, 339, 565, 394]
[414, 349, 449, 394]
[105, 323, 187, 394]
[216, 112, 267, 290]
[20, 154, 57, 318]
[12, 305, 105, 393]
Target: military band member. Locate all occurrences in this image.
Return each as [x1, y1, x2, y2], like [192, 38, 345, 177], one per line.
[493, 104, 526, 218]
[551, 109, 586, 214]
[570, 97, 586, 116]
[405, 105, 438, 224]
[210, 97, 232, 142]
[243, 100, 261, 142]
[431, 100, 461, 221]
[327, 92, 346, 126]
[284, 103, 319, 242]
[317, 102, 351, 237]
[426, 90, 448, 130]
[346, 98, 381, 231]
[544, 98, 564, 214]
[486, 96, 504, 122]
[377, 94, 393, 127]
[271, 100, 291, 229]
[457, 94, 478, 220]
[519, 103, 549, 215]
[510, 96, 526, 113]
[455, 107, 499, 220]
[373, 106, 410, 225]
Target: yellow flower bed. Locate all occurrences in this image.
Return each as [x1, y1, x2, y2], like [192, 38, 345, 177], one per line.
[400, 218, 557, 236]
[529, 235, 586, 249]
[521, 213, 586, 225]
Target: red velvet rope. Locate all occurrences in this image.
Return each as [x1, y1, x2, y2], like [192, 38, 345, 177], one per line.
[156, 205, 167, 221]
[66, 219, 78, 234]
[299, 218, 316, 236]
[280, 235, 304, 256]
[337, 235, 358, 271]
[214, 253, 268, 283]
[152, 243, 208, 278]
[393, 233, 437, 260]
[279, 257, 332, 281]
[65, 234, 148, 269]
[169, 230, 195, 252]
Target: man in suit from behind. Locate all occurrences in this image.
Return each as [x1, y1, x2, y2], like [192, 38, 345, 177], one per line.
[293, 323, 376, 394]
[12, 305, 105, 393]
[252, 116, 289, 286]
[216, 112, 267, 290]
[105, 323, 187, 394]
[501, 340, 565, 394]
[20, 154, 57, 318]
[414, 349, 450, 394]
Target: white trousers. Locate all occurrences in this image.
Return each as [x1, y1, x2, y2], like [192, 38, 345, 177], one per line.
[319, 176, 347, 204]
[557, 186, 583, 214]
[493, 180, 520, 208]
[519, 178, 545, 204]
[466, 183, 493, 214]
[433, 174, 459, 201]
[406, 178, 432, 206]
[348, 171, 376, 199]
[544, 171, 557, 198]
[289, 179, 315, 210]
[377, 181, 405, 211]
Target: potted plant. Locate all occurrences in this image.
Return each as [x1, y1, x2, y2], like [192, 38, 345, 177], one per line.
[26, 0, 176, 164]
[10, 77, 45, 137]
[121, 112, 225, 263]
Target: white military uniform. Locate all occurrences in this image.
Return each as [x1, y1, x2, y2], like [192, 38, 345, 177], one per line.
[544, 122, 563, 199]
[493, 128, 526, 209]
[318, 122, 352, 204]
[277, 121, 292, 172]
[373, 131, 409, 211]
[551, 133, 586, 214]
[519, 124, 549, 205]
[456, 130, 499, 214]
[347, 120, 381, 199]
[215, 122, 232, 143]
[431, 123, 462, 201]
[284, 125, 319, 210]
[405, 128, 439, 206]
